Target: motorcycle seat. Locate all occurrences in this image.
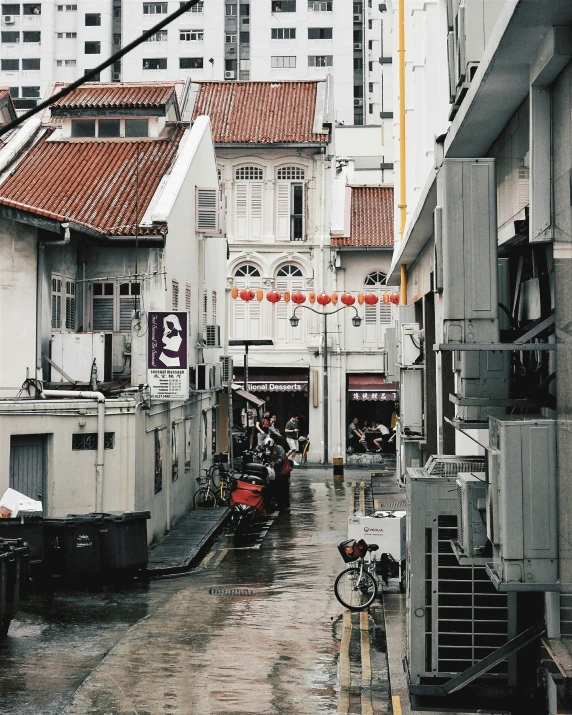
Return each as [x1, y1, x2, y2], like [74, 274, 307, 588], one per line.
[243, 463, 268, 478]
[240, 474, 267, 486]
[367, 544, 379, 552]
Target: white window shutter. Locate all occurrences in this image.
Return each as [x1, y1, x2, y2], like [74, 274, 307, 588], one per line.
[232, 277, 262, 338]
[235, 183, 248, 237]
[276, 182, 290, 240]
[196, 187, 220, 235]
[364, 304, 377, 345]
[250, 183, 263, 239]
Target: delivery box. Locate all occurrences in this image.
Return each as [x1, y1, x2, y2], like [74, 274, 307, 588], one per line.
[347, 511, 406, 562]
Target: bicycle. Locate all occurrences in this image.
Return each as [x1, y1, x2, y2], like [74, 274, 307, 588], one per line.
[334, 539, 380, 611]
[193, 469, 218, 508]
[215, 466, 235, 505]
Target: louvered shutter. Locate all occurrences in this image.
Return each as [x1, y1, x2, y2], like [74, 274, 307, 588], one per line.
[119, 299, 134, 330]
[195, 187, 220, 235]
[275, 277, 304, 344]
[52, 295, 61, 329]
[364, 303, 377, 345]
[65, 296, 75, 330]
[235, 183, 248, 237]
[250, 183, 263, 239]
[93, 299, 114, 331]
[276, 183, 290, 240]
[379, 301, 392, 324]
[233, 277, 262, 338]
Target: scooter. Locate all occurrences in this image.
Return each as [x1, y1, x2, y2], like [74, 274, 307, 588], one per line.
[229, 455, 276, 534]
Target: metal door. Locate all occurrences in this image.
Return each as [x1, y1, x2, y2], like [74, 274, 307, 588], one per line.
[9, 435, 46, 511]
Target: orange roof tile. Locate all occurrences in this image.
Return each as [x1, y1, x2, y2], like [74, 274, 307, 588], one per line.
[332, 185, 394, 248]
[51, 82, 178, 111]
[0, 126, 186, 235]
[192, 81, 329, 144]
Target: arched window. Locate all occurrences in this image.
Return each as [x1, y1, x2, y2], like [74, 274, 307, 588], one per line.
[363, 271, 392, 346]
[275, 166, 305, 241]
[275, 264, 305, 344]
[232, 264, 262, 339]
[235, 166, 264, 240]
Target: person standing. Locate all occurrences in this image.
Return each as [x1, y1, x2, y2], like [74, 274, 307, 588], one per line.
[241, 407, 256, 450]
[285, 414, 300, 465]
[256, 411, 271, 446]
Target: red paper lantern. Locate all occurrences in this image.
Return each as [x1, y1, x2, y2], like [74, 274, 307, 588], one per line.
[357, 292, 365, 305]
[239, 288, 255, 301]
[341, 292, 356, 306]
[389, 292, 400, 305]
[317, 292, 331, 306]
[309, 292, 316, 304]
[331, 292, 338, 305]
[256, 289, 264, 302]
[382, 293, 390, 304]
[364, 293, 379, 305]
[266, 290, 281, 303]
[292, 291, 306, 304]
[283, 291, 291, 303]
[231, 286, 239, 300]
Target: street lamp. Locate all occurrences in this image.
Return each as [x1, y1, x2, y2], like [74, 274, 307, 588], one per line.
[289, 304, 362, 464]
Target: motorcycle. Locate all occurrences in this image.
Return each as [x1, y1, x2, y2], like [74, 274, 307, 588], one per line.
[229, 453, 276, 534]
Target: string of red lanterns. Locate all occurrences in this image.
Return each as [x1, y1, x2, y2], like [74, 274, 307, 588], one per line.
[229, 288, 400, 304]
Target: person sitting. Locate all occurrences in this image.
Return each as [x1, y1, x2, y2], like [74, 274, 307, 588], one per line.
[347, 417, 369, 452]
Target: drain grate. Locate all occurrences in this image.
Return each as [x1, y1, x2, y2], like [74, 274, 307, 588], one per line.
[208, 588, 254, 596]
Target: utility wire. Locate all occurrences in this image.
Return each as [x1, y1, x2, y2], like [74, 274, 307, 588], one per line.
[0, 0, 203, 139]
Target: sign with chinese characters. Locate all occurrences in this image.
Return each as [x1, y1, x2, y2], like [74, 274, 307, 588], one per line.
[147, 312, 189, 400]
[349, 391, 397, 402]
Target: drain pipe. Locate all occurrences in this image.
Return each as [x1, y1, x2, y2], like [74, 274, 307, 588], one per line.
[42, 389, 105, 511]
[398, 0, 407, 238]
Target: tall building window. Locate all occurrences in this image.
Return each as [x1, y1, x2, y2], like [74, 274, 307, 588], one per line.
[276, 166, 305, 241]
[308, 55, 332, 67]
[22, 58, 40, 69]
[271, 55, 296, 68]
[363, 271, 392, 346]
[235, 166, 263, 240]
[146, 29, 168, 41]
[172, 280, 179, 310]
[232, 265, 262, 339]
[1, 31, 19, 42]
[275, 265, 304, 345]
[85, 12, 101, 25]
[308, 0, 332, 10]
[84, 41, 100, 54]
[180, 29, 203, 41]
[308, 27, 332, 39]
[1, 4, 20, 14]
[271, 0, 296, 11]
[271, 27, 295, 39]
[180, 57, 203, 69]
[143, 57, 167, 69]
[23, 3, 40, 14]
[23, 31, 40, 41]
[1, 59, 19, 70]
[143, 2, 168, 13]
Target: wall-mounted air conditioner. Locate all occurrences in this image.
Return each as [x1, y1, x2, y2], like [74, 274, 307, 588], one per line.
[453, 0, 503, 90]
[353, 12, 362, 21]
[400, 369, 422, 435]
[220, 355, 233, 386]
[354, 42, 362, 50]
[213, 362, 222, 390]
[456, 473, 487, 557]
[400, 323, 421, 366]
[3, 15, 15, 24]
[354, 98, 363, 106]
[384, 328, 397, 381]
[112, 72, 120, 81]
[224, 70, 235, 78]
[228, 46, 236, 53]
[486, 417, 558, 591]
[205, 324, 220, 347]
[195, 363, 214, 391]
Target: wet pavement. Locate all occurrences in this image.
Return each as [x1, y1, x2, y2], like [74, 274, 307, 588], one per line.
[0, 468, 395, 715]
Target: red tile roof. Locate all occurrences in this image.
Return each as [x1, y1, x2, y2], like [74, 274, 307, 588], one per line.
[0, 126, 186, 235]
[332, 185, 394, 247]
[51, 82, 178, 111]
[192, 81, 329, 144]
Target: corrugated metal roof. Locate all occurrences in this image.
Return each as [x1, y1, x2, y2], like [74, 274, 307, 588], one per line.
[192, 81, 329, 144]
[332, 185, 394, 247]
[51, 82, 177, 110]
[0, 125, 186, 235]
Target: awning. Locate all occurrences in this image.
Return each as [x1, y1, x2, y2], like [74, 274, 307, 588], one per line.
[232, 388, 265, 407]
[233, 372, 308, 393]
[348, 375, 398, 402]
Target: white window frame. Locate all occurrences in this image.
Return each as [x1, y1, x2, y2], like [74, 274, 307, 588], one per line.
[143, 2, 168, 14]
[274, 264, 305, 345]
[363, 271, 393, 347]
[234, 166, 264, 240]
[180, 28, 203, 41]
[232, 264, 262, 340]
[308, 55, 333, 67]
[65, 279, 76, 330]
[146, 29, 168, 41]
[271, 55, 296, 68]
[90, 280, 140, 332]
[51, 273, 62, 330]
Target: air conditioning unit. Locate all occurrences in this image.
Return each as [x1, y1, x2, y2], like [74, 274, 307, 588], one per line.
[353, 98, 363, 107]
[400, 322, 420, 366]
[195, 363, 214, 391]
[486, 416, 558, 591]
[456, 473, 487, 557]
[354, 42, 362, 50]
[50, 332, 106, 383]
[384, 328, 397, 381]
[224, 70, 235, 79]
[112, 72, 120, 81]
[400, 369, 422, 435]
[3, 15, 15, 24]
[205, 324, 220, 347]
[220, 355, 233, 386]
[213, 362, 223, 390]
[353, 12, 362, 21]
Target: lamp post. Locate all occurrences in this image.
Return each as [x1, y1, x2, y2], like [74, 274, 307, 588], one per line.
[289, 304, 362, 464]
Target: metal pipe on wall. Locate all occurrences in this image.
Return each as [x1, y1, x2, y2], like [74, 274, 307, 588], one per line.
[398, 0, 407, 238]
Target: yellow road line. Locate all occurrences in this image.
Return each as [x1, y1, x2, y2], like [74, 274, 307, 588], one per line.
[392, 695, 402, 714]
[214, 548, 228, 566]
[339, 609, 352, 688]
[374, 498, 380, 510]
[198, 550, 217, 569]
[360, 610, 372, 686]
[337, 688, 350, 715]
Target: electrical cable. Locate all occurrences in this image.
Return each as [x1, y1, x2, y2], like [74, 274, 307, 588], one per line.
[0, 0, 203, 139]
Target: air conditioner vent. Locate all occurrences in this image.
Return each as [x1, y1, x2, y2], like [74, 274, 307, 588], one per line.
[3, 14, 15, 23]
[220, 355, 233, 385]
[205, 324, 220, 347]
[224, 70, 235, 78]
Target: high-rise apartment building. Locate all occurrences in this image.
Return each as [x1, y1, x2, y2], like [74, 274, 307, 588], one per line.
[0, 0, 392, 125]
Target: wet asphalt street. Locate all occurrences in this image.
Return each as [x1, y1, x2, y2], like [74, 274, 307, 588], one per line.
[0, 468, 391, 715]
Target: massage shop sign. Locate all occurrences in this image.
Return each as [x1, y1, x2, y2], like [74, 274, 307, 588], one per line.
[148, 312, 189, 400]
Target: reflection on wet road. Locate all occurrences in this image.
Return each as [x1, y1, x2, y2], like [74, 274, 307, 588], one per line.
[0, 469, 368, 715]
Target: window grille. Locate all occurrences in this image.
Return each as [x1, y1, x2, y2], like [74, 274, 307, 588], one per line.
[277, 264, 303, 277]
[172, 280, 179, 310]
[277, 166, 305, 180]
[72, 432, 115, 450]
[65, 280, 75, 330]
[51, 275, 62, 329]
[235, 166, 263, 180]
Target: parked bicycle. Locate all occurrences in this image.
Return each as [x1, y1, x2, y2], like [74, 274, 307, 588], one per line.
[334, 538, 380, 611]
[193, 469, 218, 508]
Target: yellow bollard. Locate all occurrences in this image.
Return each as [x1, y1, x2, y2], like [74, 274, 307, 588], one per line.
[333, 456, 344, 483]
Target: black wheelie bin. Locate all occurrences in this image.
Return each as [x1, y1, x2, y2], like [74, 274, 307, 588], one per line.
[43, 515, 102, 583]
[0, 540, 30, 638]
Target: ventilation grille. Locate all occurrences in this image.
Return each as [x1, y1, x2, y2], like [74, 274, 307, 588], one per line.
[425, 455, 485, 477]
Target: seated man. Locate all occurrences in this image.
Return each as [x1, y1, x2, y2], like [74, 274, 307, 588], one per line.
[347, 417, 369, 452]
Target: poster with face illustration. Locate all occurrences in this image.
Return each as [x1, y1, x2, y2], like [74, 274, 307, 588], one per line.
[148, 311, 189, 400]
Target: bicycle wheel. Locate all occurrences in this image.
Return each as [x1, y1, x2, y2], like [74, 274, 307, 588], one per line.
[334, 567, 378, 611]
[209, 465, 221, 488]
[194, 487, 217, 508]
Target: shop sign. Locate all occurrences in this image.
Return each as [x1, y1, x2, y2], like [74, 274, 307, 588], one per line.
[147, 311, 189, 400]
[349, 391, 397, 401]
[235, 381, 308, 392]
